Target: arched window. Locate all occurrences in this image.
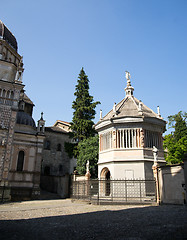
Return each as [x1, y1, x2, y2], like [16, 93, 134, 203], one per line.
[6, 90, 10, 99]
[10, 91, 14, 99]
[57, 143, 61, 151]
[2, 89, 6, 98]
[17, 151, 24, 171]
[44, 140, 50, 150]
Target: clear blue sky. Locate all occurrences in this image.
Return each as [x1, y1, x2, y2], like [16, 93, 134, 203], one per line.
[1, 0, 187, 133]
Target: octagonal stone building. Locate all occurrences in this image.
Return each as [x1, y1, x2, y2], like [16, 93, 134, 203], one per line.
[95, 72, 166, 180]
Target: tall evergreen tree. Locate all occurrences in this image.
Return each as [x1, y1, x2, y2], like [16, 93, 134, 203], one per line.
[70, 68, 100, 141]
[163, 111, 187, 164]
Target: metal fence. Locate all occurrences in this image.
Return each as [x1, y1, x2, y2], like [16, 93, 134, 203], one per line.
[71, 179, 156, 204]
[0, 185, 11, 203]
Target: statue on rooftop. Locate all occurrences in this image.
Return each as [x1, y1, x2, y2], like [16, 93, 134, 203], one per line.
[125, 71, 131, 80]
[125, 71, 131, 87]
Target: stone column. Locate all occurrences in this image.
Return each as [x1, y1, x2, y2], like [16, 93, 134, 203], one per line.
[140, 129, 145, 148]
[183, 153, 187, 204]
[112, 130, 116, 149]
[85, 161, 91, 198]
[152, 146, 160, 204]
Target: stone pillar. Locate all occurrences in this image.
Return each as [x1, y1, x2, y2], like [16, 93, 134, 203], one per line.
[140, 129, 145, 148]
[0, 108, 18, 202]
[73, 170, 78, 181]
[32, 137, 45, 199]
[152, 146, 160, 204]
[112, 130, 116, 149]
[85, 161, 91, 197]
[183, 153, 187, 204]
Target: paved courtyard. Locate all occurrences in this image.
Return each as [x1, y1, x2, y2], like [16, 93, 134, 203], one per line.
[0, 198, 187, 240]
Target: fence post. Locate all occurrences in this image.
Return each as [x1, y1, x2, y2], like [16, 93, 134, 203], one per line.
[1, 182, 5, 203]
[111, 180, 113, 202]
[125, 180, 127, 202]
[77, 181, 79, 199]
[140, 181, 142, 202]
[97, 180, 100, 205]
[152, 146, 160, 204]
[183, 153, 187, 204]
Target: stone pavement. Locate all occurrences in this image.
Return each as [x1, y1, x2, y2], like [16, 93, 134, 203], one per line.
[0, 198, 187, 240]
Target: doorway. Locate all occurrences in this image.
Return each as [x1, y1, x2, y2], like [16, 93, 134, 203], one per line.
[100, 167, 111, 196]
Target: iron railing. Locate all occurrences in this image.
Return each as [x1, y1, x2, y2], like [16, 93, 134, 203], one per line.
[71, 179, 156, 204]
[0, 185, 11, 203]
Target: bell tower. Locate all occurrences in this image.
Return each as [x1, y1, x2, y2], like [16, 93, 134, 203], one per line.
[0, 20, 24, 199]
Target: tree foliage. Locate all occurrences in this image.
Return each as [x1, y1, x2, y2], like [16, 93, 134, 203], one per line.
[65, 68, 100, 176]
[70, 68, 100, 142]
[76, 135, 99, 178]
[163, 111, 187, 164]
[64, 141, 76, 159]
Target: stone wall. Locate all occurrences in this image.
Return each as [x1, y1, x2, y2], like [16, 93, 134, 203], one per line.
[40, 175, 69, 198]
[158, 164, 186, 204]
[42, 130, 73, 176]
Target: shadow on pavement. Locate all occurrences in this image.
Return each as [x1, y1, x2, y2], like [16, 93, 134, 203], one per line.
[0, 205, 187, 240]
[38, 190, 61, 200]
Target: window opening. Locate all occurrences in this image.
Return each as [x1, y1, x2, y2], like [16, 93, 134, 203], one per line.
[17, 150, 24, 171]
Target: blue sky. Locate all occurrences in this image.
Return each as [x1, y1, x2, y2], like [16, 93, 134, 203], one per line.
[1, 0, 187, 133]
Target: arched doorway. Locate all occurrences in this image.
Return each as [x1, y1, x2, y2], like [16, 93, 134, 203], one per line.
[100, 167, 110, 179]
[100, 167, 111, 196]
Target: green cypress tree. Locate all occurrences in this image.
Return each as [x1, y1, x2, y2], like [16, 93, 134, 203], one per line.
[70, 67, 100, 142]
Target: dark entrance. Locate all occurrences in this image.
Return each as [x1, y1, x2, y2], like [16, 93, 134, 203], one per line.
[106, 170, 110, 196]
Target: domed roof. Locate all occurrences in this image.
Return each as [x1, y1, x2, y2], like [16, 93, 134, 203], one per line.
[16, 111, 36, 128]
[101, 96, 159, 120]
[0, 20, 18, 51]
[95, 72, 166, 130]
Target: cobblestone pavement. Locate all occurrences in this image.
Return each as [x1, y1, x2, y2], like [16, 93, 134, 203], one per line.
[0, 199, 187, 240]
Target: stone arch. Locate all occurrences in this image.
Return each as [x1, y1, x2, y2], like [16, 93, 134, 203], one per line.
[2, 89, 6, 98]
[10, 91, 14, 99]
[6, 90, 10, 98]
[100, 167, 110, 180]
[100, 167, 111, 196]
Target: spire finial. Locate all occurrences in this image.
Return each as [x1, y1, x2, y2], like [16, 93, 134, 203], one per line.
[37, 112, 45, 133]
[40, 112, 44, 120]
[157, 106, 161, 118]
[100, 109, 103, 120]
[125, 71, 131, 86]
[125, 71, 134, 96]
